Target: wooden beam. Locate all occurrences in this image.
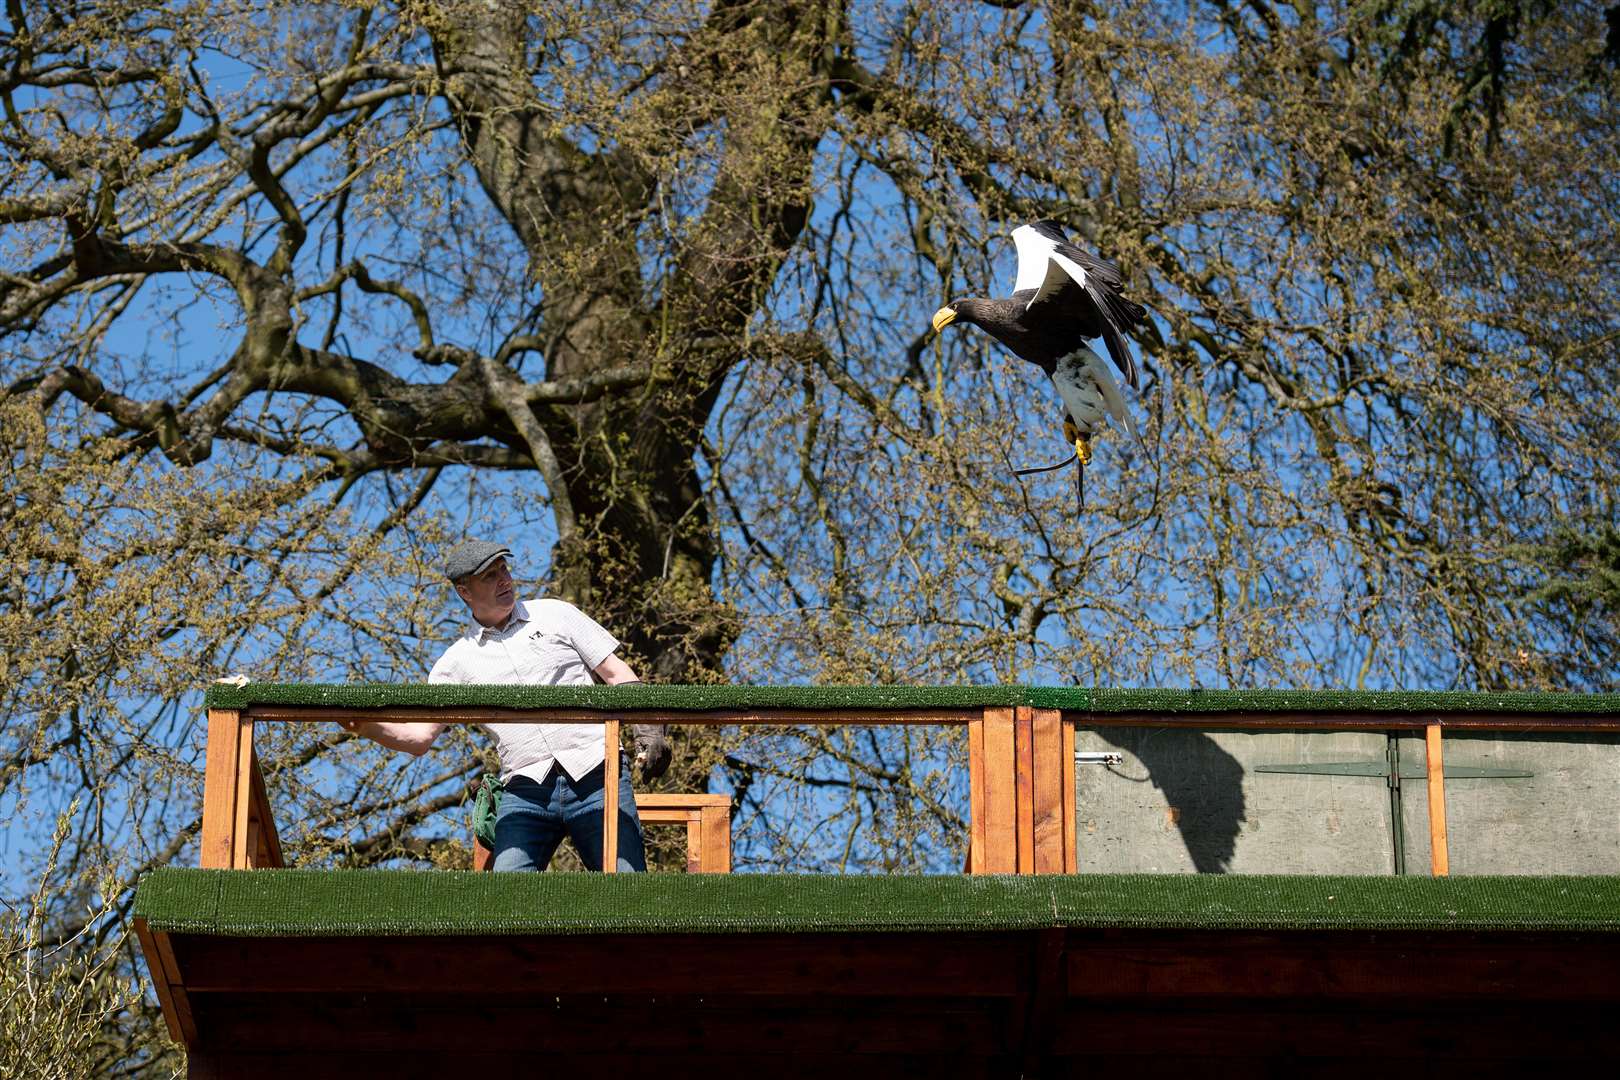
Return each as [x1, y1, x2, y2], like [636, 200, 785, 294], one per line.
[968, 714, 987, 874]
[982, 708, 1017, 873]
[177, 1050, 1003, 1079]
[194, 996, 1006, 1058]
[1019, 928, 1066, 1074]
[245, 705, 988, 726]
[1014, 707, 1036, 874]
[1062, 928, 1620, 999]
[248, 749, 283, 868]
[133, 918, 195, 1045]
[634, 808, 701, 825]
[1064, 710, 1620, 732]
[686, 814, 704, 874]
[1427, 722, 1450, 877]
[1061, 719, 1077, 874]
[174, 931, 1029, 996]
[635, 793, 730, 809]
[603, 719, 620, 874]
[199, 709, 244, 869]
[231, 718, 254, 869]
[1031, 710, 1065, 874]
[700, 803, 731, 873]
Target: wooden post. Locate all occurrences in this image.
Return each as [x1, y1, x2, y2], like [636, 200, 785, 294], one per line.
[981, 707, 1018, 873]
[685, 815, 703, 873]
[968, 714, 988, 873]
[231, 717, 254, 869]
[200, 709, 245, 869]
[700, 803, 731, 873]
[1014, 706, 1037, 873]
[1030, 709, 1065, 874]
[1426, 722, 1450, 876]
[602, 719, 620, 873]
[1061, 718, 1077, 873]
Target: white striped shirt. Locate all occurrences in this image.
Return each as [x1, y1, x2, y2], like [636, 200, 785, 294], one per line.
[428, 598, 620, 784]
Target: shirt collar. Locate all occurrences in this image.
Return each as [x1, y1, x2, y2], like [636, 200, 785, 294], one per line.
[468, 600, 530, 644]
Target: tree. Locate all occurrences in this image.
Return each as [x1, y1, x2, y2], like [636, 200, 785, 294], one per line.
[3, 0, 1617, 1069]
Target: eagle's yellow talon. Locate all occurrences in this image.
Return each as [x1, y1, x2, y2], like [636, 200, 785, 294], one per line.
[1062, 420, 1094, 464]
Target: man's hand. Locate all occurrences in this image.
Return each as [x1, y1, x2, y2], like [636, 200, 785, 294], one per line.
[632, 724, 671, 781]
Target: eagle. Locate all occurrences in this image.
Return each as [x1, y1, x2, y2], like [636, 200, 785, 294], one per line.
[930, 221, 1148, 508]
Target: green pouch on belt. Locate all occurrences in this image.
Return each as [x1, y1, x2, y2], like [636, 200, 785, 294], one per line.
[473, 774, 503, 848]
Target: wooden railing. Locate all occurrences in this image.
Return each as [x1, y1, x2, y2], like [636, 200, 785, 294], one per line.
[200, 702, 1076, 874]
[197, 689, 1620, 876]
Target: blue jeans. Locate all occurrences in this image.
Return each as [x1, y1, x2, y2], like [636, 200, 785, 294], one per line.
[492, 762, 646, 872]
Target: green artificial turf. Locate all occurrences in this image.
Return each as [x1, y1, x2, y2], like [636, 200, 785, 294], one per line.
[135, 868, 1620, 937]
[204, 682, 1620, 716]
[203, 682, 1068, 711]
[1085, 687, 1620, 714]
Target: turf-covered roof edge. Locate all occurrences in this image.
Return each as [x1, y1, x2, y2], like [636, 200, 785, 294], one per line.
[134, 868, 1620, 937]
[202, 682, 1620, 714]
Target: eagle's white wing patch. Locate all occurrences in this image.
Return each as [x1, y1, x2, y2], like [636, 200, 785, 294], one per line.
[1011, 224, 1052, 293]
[1013, 226, 1089, 309]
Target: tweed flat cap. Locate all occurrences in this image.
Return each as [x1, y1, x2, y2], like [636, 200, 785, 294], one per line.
[443, 539, 512, 581]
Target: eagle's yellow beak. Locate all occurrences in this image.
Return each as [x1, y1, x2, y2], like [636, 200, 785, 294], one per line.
[930, 306, 957, 334]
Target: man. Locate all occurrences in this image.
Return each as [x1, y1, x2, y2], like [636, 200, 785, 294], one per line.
[339, 539, 670, 871]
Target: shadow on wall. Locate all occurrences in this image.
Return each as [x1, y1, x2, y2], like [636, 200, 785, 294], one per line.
[1094, 728, 1247, 873]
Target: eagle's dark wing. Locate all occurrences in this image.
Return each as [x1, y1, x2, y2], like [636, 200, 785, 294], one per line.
[1052, 239, 1148, 339]
[1012, 223, 1145, 389]
[1025, 257, 1140, 390]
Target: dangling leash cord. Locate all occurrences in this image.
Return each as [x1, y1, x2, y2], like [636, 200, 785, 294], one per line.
[1012, 453, 1077, 477]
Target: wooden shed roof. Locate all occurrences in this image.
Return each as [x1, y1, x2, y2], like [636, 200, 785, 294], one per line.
[136, 871, 1620, 1078]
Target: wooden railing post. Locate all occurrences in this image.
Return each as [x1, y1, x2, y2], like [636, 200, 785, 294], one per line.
[700, 801, 731, 873]
[1426, 722, 1450, 876]
[976, 707, 1018, 873]
[602, 719, 620, 873]
[1030, 709, 1066, 874]
[968, 712, 988, 873]
[1015, 706, 1037, 872]
[200, 709, 252, 869]
[1061, 718, 1077, 873]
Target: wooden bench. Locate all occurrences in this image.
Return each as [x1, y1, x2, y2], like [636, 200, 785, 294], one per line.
[472, 792, 732, 873]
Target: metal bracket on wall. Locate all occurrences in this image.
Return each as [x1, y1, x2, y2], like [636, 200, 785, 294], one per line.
[1255, 763, 1534, 779]
[1257, 737, 1531, 875]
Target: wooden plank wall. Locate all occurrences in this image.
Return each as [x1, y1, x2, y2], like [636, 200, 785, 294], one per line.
[199, 710, 245, 869]
[969, 707, 1072, 875]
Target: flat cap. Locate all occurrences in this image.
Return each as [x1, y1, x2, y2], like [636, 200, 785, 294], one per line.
[443, 539, 512, 581]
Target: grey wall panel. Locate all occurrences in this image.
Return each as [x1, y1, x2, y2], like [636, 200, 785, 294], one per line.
[1400, 731, 1620, 875]
[1075, 728, 1393, 874]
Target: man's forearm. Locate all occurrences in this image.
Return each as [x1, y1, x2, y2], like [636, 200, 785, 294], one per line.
[593, 653, 640, 684]
[340, 720, 445, 755]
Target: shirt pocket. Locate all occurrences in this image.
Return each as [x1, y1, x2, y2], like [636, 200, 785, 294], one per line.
[520, 630, 585, 681]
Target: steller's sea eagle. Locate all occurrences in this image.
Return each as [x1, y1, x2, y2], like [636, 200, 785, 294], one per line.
[930, 220, 1148, 509]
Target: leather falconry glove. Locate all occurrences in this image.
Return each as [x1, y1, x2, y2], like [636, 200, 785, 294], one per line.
[632, 724, 672, 781]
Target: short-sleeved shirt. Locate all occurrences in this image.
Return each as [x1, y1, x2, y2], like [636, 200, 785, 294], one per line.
[428, 598, 620, 784]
